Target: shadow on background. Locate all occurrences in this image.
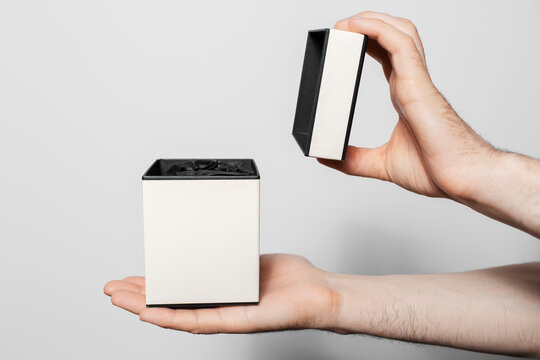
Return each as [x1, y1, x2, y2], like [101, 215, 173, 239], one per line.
[245, 330, 514, 360]
[332, 223, 422, 275]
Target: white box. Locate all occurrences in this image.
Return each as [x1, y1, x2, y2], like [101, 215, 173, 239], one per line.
[142, 159, 260, 308]
[293, 28, 367, 160]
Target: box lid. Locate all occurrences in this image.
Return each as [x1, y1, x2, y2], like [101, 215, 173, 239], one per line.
[142, 159, 260, 180]
[292, 28, 367, 161]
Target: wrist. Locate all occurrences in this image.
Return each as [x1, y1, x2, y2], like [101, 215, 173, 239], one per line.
[319, 271, 378, 334]
[443, 142, 501, 204]
[459, 146, 505, 201]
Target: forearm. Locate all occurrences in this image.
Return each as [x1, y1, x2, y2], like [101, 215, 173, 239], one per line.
[459, 150, 540, 238]
[323, 262, 540, 356]
[412, 92, 540, 238]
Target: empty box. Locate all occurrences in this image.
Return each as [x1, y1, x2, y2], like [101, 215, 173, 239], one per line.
[142, 159, 260, 308]
[293, 28, 367, 160]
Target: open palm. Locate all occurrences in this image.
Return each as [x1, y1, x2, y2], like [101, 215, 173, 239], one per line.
[104, 254, 338, 333]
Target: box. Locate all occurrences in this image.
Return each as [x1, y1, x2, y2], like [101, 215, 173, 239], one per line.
[142, 159, 260, 308]
[292, 28, 368, 160]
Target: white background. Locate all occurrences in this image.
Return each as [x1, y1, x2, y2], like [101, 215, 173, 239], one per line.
[1, 0, 539, 359]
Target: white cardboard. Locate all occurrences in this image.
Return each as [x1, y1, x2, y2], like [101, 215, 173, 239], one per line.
[309, 29, 365, 160]
[143, 179, 260, 305]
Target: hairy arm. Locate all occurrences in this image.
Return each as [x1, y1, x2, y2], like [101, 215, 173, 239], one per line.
[457, 151, 540, 238]
[105, 255, 540, 357]
[326, 262, 540, 356]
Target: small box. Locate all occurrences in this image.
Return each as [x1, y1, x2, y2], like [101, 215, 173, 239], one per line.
[293, 28, 368, 160]
[142, 159, 260, 308]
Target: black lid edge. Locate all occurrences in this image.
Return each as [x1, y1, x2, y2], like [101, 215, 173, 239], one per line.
[341, 35, 368, 161]
[306, 29, 330, 157]
[292, 28, 330, 158]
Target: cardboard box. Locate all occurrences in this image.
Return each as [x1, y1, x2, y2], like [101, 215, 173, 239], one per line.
[293, 28, 367, 160]
[142, 159, 260, 308]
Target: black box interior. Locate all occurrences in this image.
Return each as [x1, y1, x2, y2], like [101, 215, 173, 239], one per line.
[143, 159, 260, 180]
[292, 29, 329, 156]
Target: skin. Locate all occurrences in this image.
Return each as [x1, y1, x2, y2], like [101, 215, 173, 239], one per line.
[105, 11, 540, 357]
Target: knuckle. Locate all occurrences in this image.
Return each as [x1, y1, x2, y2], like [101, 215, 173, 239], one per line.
[402, 18, 415, 28]
[189, 310, 203, 334]
[358, 10, 376, 17]
[402, 18, 419, 35]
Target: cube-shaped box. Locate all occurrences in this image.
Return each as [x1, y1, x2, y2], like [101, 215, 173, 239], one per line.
[293, 28, 367, 161]
[142, 159, 260, 308]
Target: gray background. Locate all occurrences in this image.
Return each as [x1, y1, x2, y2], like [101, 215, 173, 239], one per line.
[1, 0, 539, 359]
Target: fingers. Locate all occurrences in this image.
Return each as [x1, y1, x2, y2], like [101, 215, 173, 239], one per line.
[335, 17, 392, 80]
[105, 277, 146, 314]
[104, 280, 144, 296]
[139, 305, 257, 334]
[123, 276, 145, 288]
[317, 146, 389, 181]
[139, 307, 178, 329]
[336, 13, 427, 80]
[110, 290, 146, 315]
[104, 277, 145, 296]
[105, 277, 259, 334]
[351, 11, 426, 62]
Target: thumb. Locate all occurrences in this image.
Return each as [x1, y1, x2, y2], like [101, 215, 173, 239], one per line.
[317, 145, 389, 181]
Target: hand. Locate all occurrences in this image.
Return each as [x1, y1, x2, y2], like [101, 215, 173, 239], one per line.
[318, 11, 540, 237]
[318, 11, 495, 200]
[105, 254, 540, 356]
[104, 254, 340, 333]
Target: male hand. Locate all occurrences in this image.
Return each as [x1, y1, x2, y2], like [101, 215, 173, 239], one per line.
[104, 254, 339, 333]
[105, 254, 540, 356]
[318, 12, 540, 237]
[318, 11, 493, 200]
